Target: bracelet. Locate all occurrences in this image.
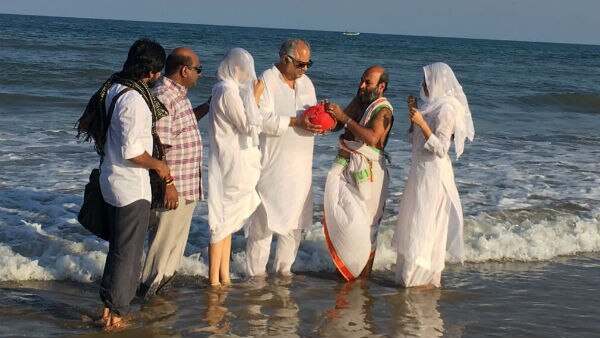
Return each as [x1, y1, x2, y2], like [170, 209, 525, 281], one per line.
[344, 119, 353, 128]
[166, 180, 175, 186]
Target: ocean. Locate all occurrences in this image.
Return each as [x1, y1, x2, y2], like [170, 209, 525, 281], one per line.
[0, 13, 599, 337]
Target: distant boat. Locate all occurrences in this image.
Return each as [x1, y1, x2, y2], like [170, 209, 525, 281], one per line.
[342, 31, 360, 36]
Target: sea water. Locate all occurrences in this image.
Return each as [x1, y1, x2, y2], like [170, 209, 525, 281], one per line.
[0, 14, 599, 337]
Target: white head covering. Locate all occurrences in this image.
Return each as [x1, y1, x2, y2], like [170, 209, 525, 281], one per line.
[420, 62, 474, 159]
[216, 48, 263, 128]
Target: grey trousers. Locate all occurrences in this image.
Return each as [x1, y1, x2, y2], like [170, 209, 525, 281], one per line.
[100, 199, 150, 316]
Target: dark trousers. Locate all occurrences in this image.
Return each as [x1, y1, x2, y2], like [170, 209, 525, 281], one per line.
[100, 199, 150, 316]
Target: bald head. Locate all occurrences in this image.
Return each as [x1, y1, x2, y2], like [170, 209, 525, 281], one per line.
[163, 47, 201, 88]
[364, 65, 388, 93]
[165, 47, 199, 76]
[357, 65, 389, 104]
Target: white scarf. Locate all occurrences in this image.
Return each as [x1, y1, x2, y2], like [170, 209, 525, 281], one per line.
[216, 48, 262, 146]
[359, 97, 393, 126]
[420, 62, 474, 159]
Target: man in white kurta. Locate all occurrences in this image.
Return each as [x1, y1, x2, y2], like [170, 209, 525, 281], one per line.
[245, 39, 320, 276]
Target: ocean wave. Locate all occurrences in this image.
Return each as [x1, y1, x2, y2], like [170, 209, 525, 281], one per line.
[369, 207, 600, 270]
[1, 186, 599, 282]
[0, 92, 79, 108]
[461, 210, 600, 262]
[515, 93, 600, 114]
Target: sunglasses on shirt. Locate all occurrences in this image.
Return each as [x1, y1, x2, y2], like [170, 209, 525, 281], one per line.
[286, 55, 313, 69]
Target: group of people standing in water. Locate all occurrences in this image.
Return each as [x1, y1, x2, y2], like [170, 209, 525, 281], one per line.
[78, 37, 473, 329]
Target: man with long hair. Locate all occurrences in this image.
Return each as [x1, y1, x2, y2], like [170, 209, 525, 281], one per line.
[78, 38, 171, 329]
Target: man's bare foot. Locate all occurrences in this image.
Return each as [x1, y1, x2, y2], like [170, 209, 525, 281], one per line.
[104, 313, 128, 331]
[95, 307, 110, 326]
[221, 279, 232, 287]
[210, 282, 221, 289]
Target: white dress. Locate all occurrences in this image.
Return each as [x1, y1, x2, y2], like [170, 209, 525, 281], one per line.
[393, 102, 464, 287]
[207, 79, 261, 243]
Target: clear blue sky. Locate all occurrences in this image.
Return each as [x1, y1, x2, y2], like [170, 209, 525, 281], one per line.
[1, 0, 598, 45]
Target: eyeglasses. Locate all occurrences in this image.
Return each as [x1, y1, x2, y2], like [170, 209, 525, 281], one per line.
[286, 55, 313, 69]
[186, 64, 202, 74]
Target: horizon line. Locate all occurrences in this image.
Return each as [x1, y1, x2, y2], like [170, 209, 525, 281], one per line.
[1, 12, 599, 47]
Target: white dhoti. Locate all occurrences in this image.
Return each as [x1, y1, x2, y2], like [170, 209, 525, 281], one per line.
[323, 140, 389, 281]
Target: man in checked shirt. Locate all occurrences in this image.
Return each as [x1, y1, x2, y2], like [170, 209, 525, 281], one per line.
[139, 47, 208, 299]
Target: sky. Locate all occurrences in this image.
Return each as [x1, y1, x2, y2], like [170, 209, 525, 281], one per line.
[1, 0, 598, 45]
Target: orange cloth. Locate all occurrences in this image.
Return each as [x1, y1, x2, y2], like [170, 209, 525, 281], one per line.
[303, 104, 335, 131]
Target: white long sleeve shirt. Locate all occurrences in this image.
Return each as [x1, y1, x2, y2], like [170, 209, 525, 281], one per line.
[100, 83, 153, 207]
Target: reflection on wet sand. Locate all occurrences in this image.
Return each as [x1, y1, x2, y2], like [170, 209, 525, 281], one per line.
[318, 280, 379, 337]
[175, 286, 231, 336]
[238, 275, 300, 337]
[270, 276, 300, 337]
[388, 288, 445, 337]
[203, 287, 231, 335]
[124, 295, 182, 336]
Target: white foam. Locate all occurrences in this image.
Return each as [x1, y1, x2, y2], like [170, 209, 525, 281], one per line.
[294, 208, 600, 274]
[178, 252, 208, 278]
[1, 188, 600, 283]
[0, 244, 52, 281]
[1, 107, 600, 282]
[463, 211, 600, 262]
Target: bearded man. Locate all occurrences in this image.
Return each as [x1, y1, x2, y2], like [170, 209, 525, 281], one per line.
[324, 65, 394, 281]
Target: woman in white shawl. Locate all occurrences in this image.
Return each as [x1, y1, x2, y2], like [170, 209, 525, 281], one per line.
[207, 48, 264, 287]
[393, 62, 474, 288]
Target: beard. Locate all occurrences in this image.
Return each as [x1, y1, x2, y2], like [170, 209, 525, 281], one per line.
[147, 78, 159, 88]
[358, 87, 379, 104]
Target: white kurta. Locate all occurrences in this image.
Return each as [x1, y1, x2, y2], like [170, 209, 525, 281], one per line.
[208, 80, 262, 243]
[254, 65, 317, 234]
[393, 102, 464, 287]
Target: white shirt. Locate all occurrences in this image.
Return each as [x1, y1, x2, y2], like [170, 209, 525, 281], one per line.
[256, 65, 317, 234]
[100, 83, 153, 207]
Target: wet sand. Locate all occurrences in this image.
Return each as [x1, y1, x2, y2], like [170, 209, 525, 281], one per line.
[1, 253, 599, 337]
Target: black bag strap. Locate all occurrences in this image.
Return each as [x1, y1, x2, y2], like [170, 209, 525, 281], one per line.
[100, 87, 134, 166]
